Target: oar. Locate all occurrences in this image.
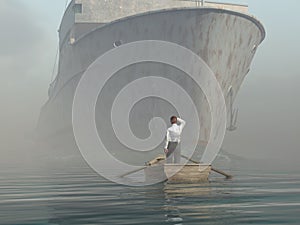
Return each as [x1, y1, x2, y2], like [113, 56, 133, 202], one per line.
[210, 167, 233, 179]
[181, 154, 199, 164]
[181, 155, 232, 179]
[119, 166, 147, 178]
[120, 155, 166, 178]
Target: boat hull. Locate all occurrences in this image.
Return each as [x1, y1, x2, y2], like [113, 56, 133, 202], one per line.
[144, 164, 211, 183]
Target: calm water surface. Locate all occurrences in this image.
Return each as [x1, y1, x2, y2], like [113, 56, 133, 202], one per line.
[1, 164, 300, 225]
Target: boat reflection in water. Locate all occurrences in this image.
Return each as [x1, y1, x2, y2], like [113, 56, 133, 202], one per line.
[163, 182, 214, 223]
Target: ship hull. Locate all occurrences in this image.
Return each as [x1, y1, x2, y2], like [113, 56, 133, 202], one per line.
[37, 8, 265, 163]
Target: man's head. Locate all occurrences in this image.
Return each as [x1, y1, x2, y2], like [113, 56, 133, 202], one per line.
[170, 116, 177, 124]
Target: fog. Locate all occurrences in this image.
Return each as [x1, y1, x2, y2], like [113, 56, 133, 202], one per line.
[0, 0, 61, 166]
[0, 0, 299, 171]
[224, 0, 300, 170]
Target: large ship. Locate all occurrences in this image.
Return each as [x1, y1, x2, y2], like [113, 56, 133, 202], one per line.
[37, 0, 265, 165]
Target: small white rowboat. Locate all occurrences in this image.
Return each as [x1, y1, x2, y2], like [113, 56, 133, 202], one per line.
[120, 155, 231, 183]
[144, 156, 211, 183]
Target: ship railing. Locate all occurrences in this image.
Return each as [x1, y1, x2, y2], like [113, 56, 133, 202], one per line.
[184, 0, 248, 12]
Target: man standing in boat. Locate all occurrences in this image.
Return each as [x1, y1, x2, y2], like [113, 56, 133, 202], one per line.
[164, 116, 186, 164]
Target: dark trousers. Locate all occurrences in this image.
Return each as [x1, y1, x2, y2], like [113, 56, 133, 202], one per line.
[166, 142, 181, 164]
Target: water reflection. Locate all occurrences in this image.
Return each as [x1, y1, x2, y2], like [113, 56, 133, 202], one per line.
[162, 182, 213, 224]
[1, 166, 300, 224]
[164, 183, 212, 198]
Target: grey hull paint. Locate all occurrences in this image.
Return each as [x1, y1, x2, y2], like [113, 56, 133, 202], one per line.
[37, 8, 265, 163]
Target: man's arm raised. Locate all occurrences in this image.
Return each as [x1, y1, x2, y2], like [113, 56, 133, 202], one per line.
[177, 118, 186, 131]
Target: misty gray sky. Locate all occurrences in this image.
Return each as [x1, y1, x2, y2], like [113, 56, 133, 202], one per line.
[0, 0, 299, 167]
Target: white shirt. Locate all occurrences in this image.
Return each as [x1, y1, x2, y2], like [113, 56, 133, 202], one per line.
[164, 118, 186, 149]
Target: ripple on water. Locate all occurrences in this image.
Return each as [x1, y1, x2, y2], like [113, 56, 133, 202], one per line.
[0, 167, 300, 225]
